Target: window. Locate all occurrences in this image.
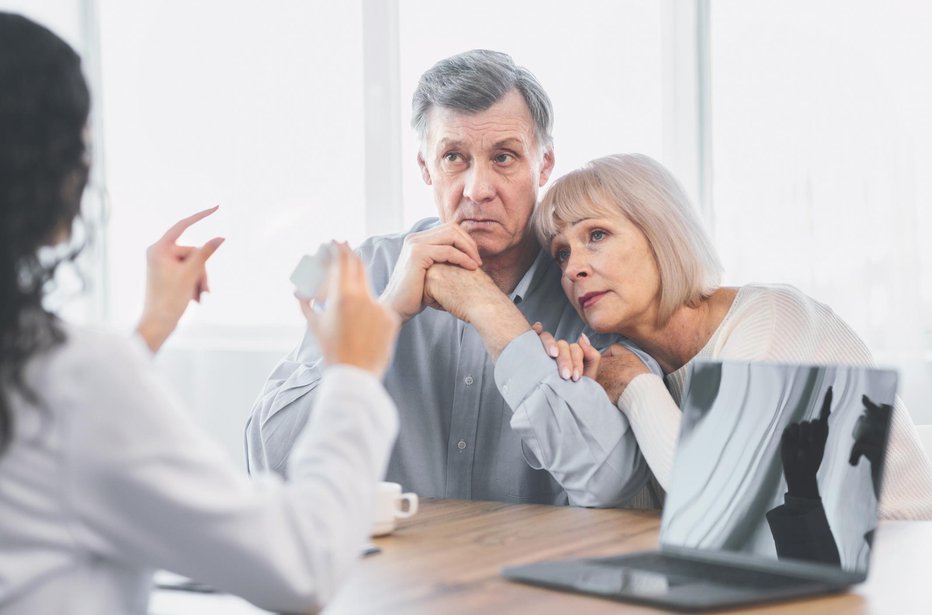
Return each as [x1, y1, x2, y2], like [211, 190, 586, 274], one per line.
[710, 0, 932, 421]
[12, 1, 929, 465]
[98, 0, 367, 335]
[397, 0, 668, 225]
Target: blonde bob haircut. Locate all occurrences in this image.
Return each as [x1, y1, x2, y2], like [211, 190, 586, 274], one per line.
[536, 153, 722, 327]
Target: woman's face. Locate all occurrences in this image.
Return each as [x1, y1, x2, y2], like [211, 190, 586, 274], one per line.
[549, 205, 661, 334]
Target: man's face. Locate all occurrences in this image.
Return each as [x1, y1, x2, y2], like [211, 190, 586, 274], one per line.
[418, 89, 555, 260]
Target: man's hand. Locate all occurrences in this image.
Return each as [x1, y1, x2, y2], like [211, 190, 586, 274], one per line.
[136, 206, 225, 353]
[423, 262, 530, 361]
[299, 243, 400, 378]
[423, 262, 505, 322]
[379, 222, 482, 323]
[780, 387, 833, 499]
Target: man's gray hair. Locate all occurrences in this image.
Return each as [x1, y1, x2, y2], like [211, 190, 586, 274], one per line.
[411, 49, 553, 148]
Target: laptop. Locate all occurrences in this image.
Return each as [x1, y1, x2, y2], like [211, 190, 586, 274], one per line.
[503, 360, 897, 611]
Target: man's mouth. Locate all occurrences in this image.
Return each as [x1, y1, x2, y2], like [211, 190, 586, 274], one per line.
[578, 291, 608, 310]
[459, 218, 499, 230]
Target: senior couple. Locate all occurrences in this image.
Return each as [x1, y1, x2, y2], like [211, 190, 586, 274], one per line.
[246, 49, 932, 518]
[3, 14, 931, 613]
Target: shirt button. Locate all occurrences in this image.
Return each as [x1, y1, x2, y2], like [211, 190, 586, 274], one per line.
[464, 375, 474, 386]
[457, 439, 467, 450]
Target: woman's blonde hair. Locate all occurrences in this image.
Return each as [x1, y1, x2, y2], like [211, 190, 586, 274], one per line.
[536, 154, 722, 326]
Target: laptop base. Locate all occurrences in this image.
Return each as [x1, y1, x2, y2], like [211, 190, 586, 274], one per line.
[503, 550, 848, 612]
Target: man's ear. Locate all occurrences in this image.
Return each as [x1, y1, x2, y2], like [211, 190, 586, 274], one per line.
[539, 145, 555, 186]
[417, 151, 432, 186]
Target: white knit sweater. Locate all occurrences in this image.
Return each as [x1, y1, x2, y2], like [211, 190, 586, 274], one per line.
[618, 284, 932, 520]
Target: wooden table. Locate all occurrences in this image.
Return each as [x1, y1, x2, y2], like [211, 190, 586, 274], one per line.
[324, 499, 932, 615]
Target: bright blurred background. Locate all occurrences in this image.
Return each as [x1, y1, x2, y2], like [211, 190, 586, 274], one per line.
[3, 0, 930, 467]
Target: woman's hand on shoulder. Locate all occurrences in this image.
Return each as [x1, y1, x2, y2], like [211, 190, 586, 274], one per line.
[596, 344, 652, 403]
[136, 206, 224, 353]
[531, 322, 600, 382]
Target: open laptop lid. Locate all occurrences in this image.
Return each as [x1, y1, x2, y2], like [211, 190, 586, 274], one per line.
[659, 360, 897, 582]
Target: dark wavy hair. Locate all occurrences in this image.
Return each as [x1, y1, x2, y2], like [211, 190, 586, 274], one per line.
[0, 13, 90, 453]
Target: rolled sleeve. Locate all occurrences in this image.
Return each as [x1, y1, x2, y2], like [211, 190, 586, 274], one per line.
[495, 330, 558, 411]
[494, 330, 648, 507]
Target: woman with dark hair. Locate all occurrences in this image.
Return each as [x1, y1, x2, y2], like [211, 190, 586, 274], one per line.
[0, 13, 400, 613]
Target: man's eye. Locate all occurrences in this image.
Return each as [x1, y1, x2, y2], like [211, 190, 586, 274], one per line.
[494, 153, 515, 164]
[444, 153, 463, 163]
[590, 230, 606, 242]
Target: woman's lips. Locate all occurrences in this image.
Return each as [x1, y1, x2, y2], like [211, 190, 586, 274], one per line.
[578, 291, 607, 310]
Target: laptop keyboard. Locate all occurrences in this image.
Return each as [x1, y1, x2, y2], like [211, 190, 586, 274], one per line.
[593, 552, 809, 589]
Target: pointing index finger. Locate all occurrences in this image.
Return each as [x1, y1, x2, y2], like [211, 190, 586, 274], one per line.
[159, 205, 220, 244]
[819, 386, 833, 423]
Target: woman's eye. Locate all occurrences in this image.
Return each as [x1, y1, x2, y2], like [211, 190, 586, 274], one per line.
[590, 229, 606, 242]
[554, 248, 570, 264]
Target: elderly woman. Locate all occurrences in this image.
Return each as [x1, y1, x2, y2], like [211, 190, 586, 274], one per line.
[533, 153, 932, 520]
[0, 13, 399, 613]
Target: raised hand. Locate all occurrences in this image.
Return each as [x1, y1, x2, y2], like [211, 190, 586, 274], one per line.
[779, 386, 833, 499]
[299, 243, 400, 378]
[849, 394, 893, 469]
[379, 222, 482, 323]
[422, 262, 501, 322]
[137, 206, 224, 353]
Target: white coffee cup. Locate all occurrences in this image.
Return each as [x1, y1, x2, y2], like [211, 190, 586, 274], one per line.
[372, 481, 418, 536]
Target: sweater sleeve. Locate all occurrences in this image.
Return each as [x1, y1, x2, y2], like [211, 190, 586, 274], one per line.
[613, 287, 781, 490]
[616, 374, 681, 490]
[57, 331, 398, 612]
[617, 285, 932, 519]
[877, 397, 932, 520]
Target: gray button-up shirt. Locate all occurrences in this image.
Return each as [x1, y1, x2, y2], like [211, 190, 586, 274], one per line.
[245, 218, 662, 507]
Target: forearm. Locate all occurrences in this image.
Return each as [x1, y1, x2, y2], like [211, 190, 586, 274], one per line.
[135, 316, 174, 354]
[245, 332, 325, 476]
[279, 366, 399, 607]
[497, 331, 650, 507]
[616, 374, 682, 491]
[468, 296, 531, 361]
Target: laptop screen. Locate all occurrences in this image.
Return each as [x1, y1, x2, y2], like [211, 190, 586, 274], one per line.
[660, 360, 896, 575]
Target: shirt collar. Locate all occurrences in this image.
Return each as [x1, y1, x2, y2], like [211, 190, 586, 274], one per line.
[508, 248, 549, 304]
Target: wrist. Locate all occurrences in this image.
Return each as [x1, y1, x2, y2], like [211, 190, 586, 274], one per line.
[466, 290, 517, 324]
[469, 298, 530, 361]
[785, 475, 820, 500]
[135, 314, 174, 353]
[378, 292, 416, 324]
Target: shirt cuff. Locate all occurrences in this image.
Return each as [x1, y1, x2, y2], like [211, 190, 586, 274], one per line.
[494, 330, 559, 412]
[128, 331, 156, 360]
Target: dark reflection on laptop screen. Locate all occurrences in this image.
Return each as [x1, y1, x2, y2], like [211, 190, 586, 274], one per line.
[660, 361, 896, 574]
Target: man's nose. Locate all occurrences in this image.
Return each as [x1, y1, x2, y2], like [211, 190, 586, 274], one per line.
[463, 163, 496, 203]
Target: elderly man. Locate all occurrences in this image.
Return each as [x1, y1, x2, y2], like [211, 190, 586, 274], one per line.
[245, 49, 660, 507]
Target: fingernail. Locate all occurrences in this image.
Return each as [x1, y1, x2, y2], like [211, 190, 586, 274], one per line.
[580, 332, 590, 344]
[561, 367, 570, 379]
[573, 370, 580, 381]
[549, 346, 559, 358]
